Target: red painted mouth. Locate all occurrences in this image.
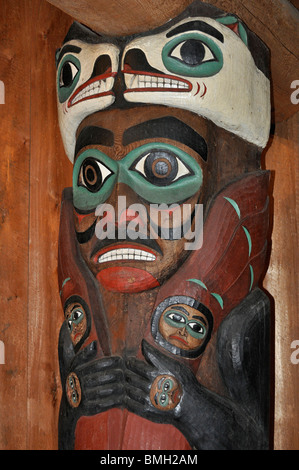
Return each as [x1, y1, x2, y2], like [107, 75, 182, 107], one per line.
[97, 266, 160, 293]
[169, 335, 189, 346]
[68, 70, 117, 107]
[122, 65, 192, 93]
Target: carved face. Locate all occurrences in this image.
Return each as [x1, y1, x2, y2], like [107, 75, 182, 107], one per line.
[150, 375, 182, 411]
[151, 296, 213, 358]
[56, 39, 119, 160]
[56, 14, 270, 163]
[63, 296, 90, 349]
[158, 303, 209, 351]
[73, 107, 207, 293]
[121, 15, 270, 148]
[65, 301, 87, 346]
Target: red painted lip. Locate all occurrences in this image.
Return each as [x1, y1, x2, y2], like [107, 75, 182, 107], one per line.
[68, 71, 117, 107]
[169, 335, 189, 346]
[122, 67, 192, 93]
[97, 266, 160, 293]
[93, 243, 158, 264]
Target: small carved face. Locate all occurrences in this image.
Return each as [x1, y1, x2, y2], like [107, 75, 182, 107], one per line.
[158, 303, 209, 351]
[65, 301, 87, 346]
[150, 375, 182, 411]
[66, 372, 81, 408]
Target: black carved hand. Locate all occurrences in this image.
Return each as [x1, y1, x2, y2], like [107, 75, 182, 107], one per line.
[66, 341, 125, 415]
[125, 340, 264, 450]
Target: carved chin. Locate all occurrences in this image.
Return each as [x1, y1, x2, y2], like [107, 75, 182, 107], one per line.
[96, 266, 160, 293]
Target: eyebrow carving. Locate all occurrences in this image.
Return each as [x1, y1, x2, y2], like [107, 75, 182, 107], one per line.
[75, 126, 114, 157]
[123, 117, 207, 161]
[56, 45, 82, 66]
[166, 20, 224, 43]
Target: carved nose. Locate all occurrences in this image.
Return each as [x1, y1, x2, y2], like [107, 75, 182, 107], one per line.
[90, 54, 112, 78]
[123, 48, 161, 74]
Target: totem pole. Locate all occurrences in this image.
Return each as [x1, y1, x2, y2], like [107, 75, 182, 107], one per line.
[56, 1, 271, 450]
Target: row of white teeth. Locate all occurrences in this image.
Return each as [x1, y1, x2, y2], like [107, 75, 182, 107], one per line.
[71, 77, 114, 105]
[125, 73, 189, 90]
[97, 248, 156, 264]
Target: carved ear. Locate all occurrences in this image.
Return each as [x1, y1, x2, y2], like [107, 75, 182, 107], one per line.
[216, 15, 248, 46]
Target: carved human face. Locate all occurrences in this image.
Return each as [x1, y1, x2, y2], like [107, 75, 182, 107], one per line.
[150, 375, 182, 411]
[158, 303, 209, 351]
[64, 297, 88, 347]
[72, 106, 207, 293]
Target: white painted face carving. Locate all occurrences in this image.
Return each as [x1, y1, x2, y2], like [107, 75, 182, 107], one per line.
[56, 40, 120, 161]
[121, 16, 271, 149]
[56, 14, 271, 163]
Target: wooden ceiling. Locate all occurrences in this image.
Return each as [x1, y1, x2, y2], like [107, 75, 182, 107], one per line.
[46, 0, 299, 124]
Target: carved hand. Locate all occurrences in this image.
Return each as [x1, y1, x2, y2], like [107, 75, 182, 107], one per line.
[125, 339, 265, 450]
[65, 341, 125, 415]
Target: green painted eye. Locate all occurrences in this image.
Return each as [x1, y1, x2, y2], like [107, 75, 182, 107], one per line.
[163, 379, 174, 392]
[73, 149, 118, 211]
[162, 33, 223, 77]
[158, 392, 169, 407]
[67, 308, 84, 332]
[57, 54, 81, 103]
[121, 143, 202, 204]
[187, 321, 206, 340]
[164, 310, 187, 328]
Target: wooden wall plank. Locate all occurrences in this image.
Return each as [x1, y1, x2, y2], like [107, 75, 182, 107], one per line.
[263, 112, 299, 450]
[0, 0, 31, 450]
[27, 0, 72, 449]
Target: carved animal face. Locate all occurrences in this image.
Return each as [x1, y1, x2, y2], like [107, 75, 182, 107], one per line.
[56, 39, 119, 160]
[121, 16, 270, 149]
[56, 11, 270, 163]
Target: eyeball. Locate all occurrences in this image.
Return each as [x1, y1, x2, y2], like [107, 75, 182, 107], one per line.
[78, 157, 113, 193]
[59, 61, 79, 88]
[162, 33, 223, 77]
[170, 39, 215, 66]
[132, 149, 191, 186]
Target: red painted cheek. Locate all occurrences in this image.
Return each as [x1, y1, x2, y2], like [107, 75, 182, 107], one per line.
[96, 267, 160, 293]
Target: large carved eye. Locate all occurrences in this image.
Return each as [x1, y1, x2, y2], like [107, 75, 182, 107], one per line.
[57, 54, 81, 103]
[162, 33, 223, 77]
[59, 61, 79, 87]
[132, 149, 191, 186]
[78, 157, 113, 193]
[170, 39, 215, 66]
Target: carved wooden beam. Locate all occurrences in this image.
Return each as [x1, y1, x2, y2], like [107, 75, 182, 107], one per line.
[46, 0, 299, 123]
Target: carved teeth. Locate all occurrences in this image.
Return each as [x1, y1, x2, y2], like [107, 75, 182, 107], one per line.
[97, 248, 156, 263]
[70, 77, 113, 105]
[125, 73, 189, 90]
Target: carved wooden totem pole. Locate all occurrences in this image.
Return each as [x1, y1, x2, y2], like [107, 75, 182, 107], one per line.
[56, 1, 271, 450]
